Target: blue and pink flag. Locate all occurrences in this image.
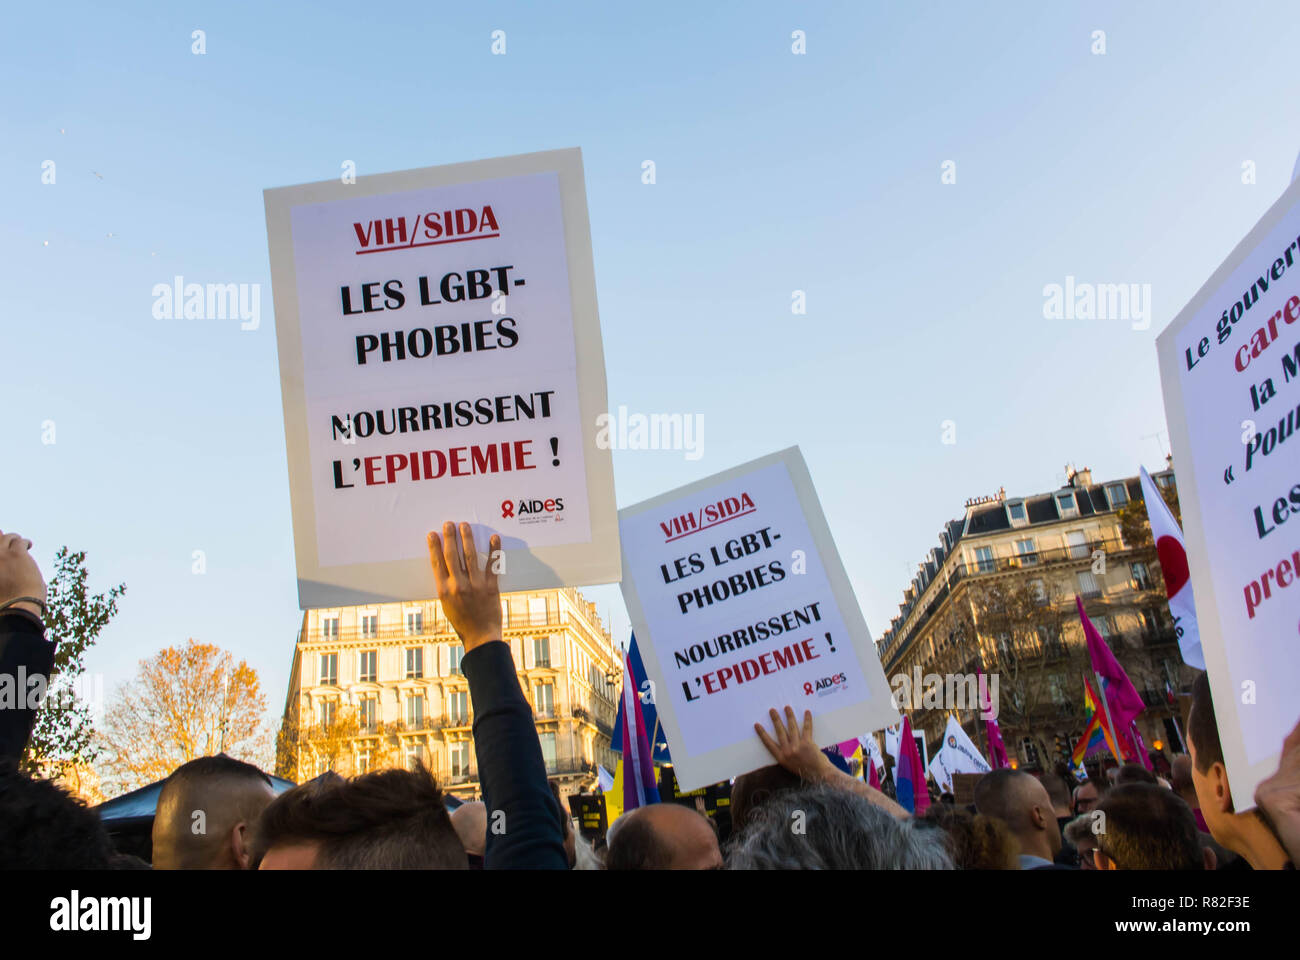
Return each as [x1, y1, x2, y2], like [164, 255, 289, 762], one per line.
[619, 648, 660, 811]
[1077, 595, 1146, 731]
[895, 716, 929, 815]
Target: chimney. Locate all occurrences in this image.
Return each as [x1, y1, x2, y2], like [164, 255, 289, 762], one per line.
[1067, 465, 1093, 488]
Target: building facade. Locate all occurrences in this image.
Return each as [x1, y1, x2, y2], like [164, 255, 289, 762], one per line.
[875, 463, 1191, 774]
[277, 588, 622, 802]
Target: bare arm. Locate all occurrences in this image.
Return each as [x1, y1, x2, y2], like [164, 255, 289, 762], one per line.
[755, 706, 910, 820]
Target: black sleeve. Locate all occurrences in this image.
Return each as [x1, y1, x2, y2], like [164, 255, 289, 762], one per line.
[463, 640, 567, 870]
[0, 612, 56, 764]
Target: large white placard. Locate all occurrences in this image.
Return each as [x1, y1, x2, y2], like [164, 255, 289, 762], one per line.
[618, 447, 899, 791]
[265, 149, 620, 607]
[1156, 175, 1300, 804]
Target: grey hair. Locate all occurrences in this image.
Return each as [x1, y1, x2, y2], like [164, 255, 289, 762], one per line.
[573, 835, 604, 871]
[1063, 812, 1100, 844]
[725, 783, 954, 870]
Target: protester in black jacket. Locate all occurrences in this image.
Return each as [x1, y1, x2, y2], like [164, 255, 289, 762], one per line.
[0, 530, 55, 764]
[428, 521, 568, 870]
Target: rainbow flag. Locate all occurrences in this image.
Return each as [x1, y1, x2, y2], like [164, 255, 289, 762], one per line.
[1071, 677, 1122, 767]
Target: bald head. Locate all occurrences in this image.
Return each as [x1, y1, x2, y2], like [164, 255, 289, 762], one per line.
[606, 803, 722, 870]
[152, 755, 275, 870]
[974, 769, 1062, 862]
[450, 801, 487, 857]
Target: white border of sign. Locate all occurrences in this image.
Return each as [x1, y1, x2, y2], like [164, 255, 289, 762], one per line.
[264, 148, 620, 608]
[618, 446, 899, 791]
[1155, 174, 1300, 805]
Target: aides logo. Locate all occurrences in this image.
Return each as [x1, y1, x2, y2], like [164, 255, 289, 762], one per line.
[352, 206, 500, 255]
[803, 672, 848, 697]
[501, 497, 564, 520]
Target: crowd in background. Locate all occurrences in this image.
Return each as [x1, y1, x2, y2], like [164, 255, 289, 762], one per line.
[3, 525, 1298, 871]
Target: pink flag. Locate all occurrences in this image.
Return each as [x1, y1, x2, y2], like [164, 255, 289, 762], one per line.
[896, 716, 930, 815]
[1077, 595, 1145, 730]
[867, 757, 881, 790]
[978, 668, 1009, 769]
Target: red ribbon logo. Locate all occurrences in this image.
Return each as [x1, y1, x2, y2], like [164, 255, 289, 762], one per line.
[501, 499, 514, 518]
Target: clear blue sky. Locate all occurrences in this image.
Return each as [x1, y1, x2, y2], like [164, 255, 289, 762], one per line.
[3, 1, 1298, 730]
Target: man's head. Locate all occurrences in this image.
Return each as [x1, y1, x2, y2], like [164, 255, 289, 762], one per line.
[1041, 773, 1072, 816]
[1073, 780, 1102, 815]
[1170, 755, 1197, 801]
[1063, 813, 1101, 870]
[0, 762, 115, 869]
[449, 800, 486, 860]
[605, 803, 722, 870]
[255, 765, 466, 869]
[973, 768, 1062, 861]
[727, 783, 952, 869]
[152, 754, 275, 870]
[730, 764, 802, 835]
[1093, 783, 1208, 870]
[1114, 763, 1158, 787]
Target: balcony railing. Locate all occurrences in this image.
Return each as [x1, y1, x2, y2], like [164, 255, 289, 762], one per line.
[308, 610, 565, 645]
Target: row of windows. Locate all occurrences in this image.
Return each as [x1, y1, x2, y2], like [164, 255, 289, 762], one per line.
[318, 683, 556, 728]
[1004, 482, 1130, 528]
[318, 635, 571, 687]
[318, 645, 467, 686]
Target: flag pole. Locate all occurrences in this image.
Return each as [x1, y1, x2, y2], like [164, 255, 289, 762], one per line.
[1170, 712, 1187, 752]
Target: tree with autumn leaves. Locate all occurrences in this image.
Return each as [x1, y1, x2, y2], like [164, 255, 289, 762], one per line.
[97, 639, 272, 795]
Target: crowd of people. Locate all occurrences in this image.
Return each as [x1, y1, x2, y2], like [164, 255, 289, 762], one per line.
[2, 524, 1298, 871]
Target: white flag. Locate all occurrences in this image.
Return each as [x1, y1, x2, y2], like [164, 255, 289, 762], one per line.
[930, 716, 991, 792]
[1139, 466, 1205, 670]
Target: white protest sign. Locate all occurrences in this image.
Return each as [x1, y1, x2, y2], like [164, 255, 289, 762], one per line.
[859, 731, 886, 776]
[617, 447, 899, 790]
[928, 716, 990, 792]
[1156, 174, 1300, 803]
[264, 149, 620, 607]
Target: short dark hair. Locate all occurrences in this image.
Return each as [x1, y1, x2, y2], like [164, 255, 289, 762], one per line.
[1041, 772, 1072, 807]
[972, 768, 1030, 825]
[1095, 783, 1203, 870]
[605, 813, 674, 870]
[730, 764, 802, 835]
[1114, 763, 1158, 786]
[0, 762, 115, 869]
[253, 764, 465, 869]
[1188, 672, 1224, 775]
[164, 753, 272, 790]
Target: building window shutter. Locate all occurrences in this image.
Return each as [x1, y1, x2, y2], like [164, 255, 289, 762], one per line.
[524, 641, 536, 670]
[437, 645, 451, 677]
[551, 635, 565, 668]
